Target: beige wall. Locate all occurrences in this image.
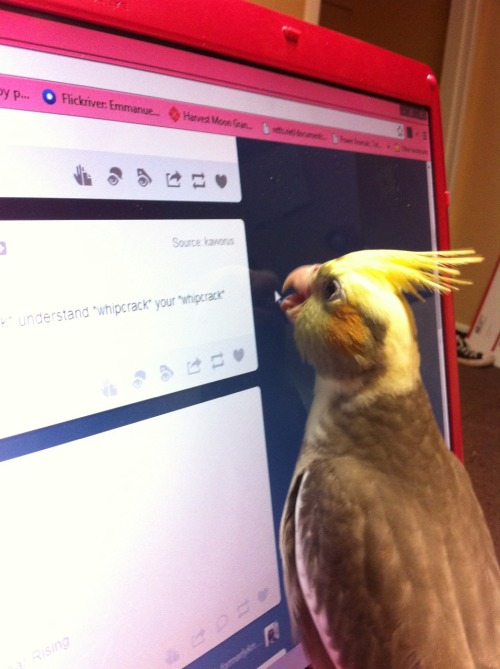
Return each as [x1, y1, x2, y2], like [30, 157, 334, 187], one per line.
[444, 0, 500, 325]
[245, 0, 307, 20]
[320, 0, 450, 79]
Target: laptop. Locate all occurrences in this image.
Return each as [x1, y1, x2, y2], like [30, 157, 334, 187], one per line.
[0, 2, 459, 668]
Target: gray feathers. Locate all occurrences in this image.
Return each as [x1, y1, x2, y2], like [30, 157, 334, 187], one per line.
[280, 382, 500, 669]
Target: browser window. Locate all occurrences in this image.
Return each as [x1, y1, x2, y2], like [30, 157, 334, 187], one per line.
[0, 10, 446, 669]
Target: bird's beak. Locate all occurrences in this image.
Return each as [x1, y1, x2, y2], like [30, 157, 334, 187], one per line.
[281, 264, 321, 322]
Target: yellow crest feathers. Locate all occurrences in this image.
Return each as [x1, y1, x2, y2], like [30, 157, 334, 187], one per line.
[330, 249, 482, 298]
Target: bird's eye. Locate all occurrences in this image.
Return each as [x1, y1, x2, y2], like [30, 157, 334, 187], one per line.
[324, 278, 342, 302]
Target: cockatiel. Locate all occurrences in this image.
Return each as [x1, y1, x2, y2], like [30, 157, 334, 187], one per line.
[279, 249, 500, 669]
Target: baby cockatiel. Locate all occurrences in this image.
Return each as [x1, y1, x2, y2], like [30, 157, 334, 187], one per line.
[279, 249, 500, 669]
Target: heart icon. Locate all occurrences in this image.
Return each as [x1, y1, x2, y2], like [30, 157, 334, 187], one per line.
[233, 348, 244, 362]
[215, 174, 227, 189]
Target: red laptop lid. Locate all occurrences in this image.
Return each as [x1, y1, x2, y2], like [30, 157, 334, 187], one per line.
[0, 2, 457, 668]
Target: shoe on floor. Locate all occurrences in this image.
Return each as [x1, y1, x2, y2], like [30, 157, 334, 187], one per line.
[456, 331, 495, 367]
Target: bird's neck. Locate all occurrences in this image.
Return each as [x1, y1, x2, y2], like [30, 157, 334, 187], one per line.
[305, 350, 421, 444]
[302, 376, 446, 477]
[304, 307, 423, 442]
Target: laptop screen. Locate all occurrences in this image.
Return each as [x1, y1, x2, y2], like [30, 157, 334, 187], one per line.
[0, 4, 453, 669]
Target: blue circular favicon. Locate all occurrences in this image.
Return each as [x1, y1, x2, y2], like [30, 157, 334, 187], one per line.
[42, 88, 57, 105]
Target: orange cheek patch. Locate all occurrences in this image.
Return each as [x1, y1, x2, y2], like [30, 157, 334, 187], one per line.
[324, 304, 370, 356]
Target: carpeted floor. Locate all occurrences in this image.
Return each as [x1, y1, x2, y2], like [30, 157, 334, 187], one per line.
[458, 363, 500, 560]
